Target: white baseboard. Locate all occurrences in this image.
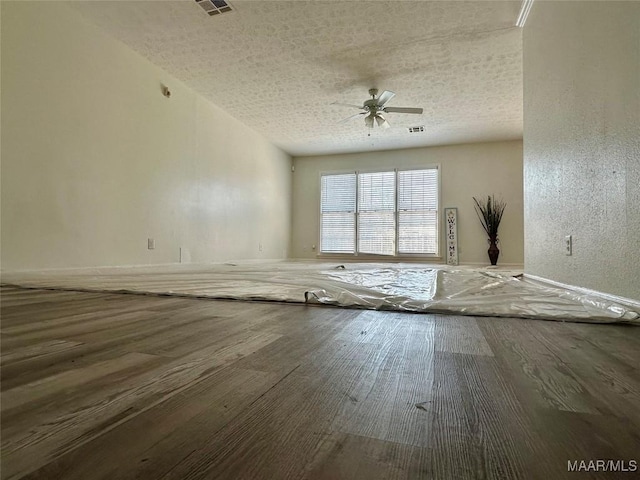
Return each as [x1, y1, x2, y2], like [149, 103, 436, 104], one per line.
[0, 258, 288, 276]
[524, 273, 640, 309]
[459, 262, 524, 268]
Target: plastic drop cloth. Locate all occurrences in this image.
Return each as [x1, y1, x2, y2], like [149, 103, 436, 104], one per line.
[1, 262, 638, 324]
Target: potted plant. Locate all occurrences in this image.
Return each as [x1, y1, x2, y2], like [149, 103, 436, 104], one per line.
[473, 195, 507, 266]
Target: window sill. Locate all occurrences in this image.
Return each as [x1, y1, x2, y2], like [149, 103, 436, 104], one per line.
[316, 253, 443, 263]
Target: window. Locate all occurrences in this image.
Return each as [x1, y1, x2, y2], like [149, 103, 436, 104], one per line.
[358, 171, 395, 255]
[320, 173, 356, 253]
[320, 168, 439, 256]
[397, 168, 438, 254]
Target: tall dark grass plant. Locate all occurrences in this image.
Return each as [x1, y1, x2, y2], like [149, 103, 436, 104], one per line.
[473, 195, 506, 238]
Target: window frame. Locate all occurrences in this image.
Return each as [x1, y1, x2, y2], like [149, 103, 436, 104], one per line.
[318, 165, 441, 259]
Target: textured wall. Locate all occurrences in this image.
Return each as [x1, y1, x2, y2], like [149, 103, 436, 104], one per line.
[523, 1, 640, 300]
[291, 141, 524, 265]
[1, 2, 292, 270]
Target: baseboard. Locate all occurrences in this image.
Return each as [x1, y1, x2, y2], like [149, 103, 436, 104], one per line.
[524, 273, 640, 309]
[0, 258, 288, 276]
[459, 262, 524, 268]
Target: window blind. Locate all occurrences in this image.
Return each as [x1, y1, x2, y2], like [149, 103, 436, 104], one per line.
[358, 171, 396, 255]
[397, 168, 438, 254]
[320, 173, 356, 253]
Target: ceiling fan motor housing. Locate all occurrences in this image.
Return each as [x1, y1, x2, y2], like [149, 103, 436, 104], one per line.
[363, 99, 378, 112]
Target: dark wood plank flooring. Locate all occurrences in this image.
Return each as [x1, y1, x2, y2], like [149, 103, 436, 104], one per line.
[1, 285, 639, 479]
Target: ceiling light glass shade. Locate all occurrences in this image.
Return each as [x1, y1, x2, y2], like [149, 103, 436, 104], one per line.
[375, 114, 390, 129]
[365, 114, 374, 128]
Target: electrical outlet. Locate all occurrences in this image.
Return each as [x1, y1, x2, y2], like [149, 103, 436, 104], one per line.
[148, 238, 155, 250]
[565, 235, 572, 256]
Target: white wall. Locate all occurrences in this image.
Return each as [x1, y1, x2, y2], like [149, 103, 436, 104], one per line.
[1, 2, 292, 271]
[523, 1, 639, 300]
[291, 141, 523, 265]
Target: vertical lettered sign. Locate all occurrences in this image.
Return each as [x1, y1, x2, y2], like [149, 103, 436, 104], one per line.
[445, 208, 458, 265]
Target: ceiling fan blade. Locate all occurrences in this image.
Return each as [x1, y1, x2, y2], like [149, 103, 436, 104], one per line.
[332, 101, 365, 109]
[375, 114, 390, 129]
[339, 112, 367, 123]
[376, 90, 396, 107]
[383, 107, 424, 114]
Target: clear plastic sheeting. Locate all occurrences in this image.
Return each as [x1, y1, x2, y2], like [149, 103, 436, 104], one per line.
[2, 262, 639, 324]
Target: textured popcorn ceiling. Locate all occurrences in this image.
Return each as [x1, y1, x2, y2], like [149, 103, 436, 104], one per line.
[69, 0, 523, 156]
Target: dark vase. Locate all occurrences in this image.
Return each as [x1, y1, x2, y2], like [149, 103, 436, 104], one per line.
[488, 235, 500, 265]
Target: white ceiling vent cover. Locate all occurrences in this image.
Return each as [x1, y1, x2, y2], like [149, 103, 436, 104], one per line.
[408, 126, 425, 133]
[196, 0, 233, 16]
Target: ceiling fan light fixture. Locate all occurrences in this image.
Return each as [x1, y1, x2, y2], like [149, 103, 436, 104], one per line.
[365, 114, 375, 128]
[375, 114, 390, 129]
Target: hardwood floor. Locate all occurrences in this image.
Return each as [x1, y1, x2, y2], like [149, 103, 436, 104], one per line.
[1, 285, 639, 479]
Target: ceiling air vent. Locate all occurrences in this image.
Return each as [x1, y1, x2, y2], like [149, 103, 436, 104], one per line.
[195, 0, 233, 16]
[408, 126, 425, 133]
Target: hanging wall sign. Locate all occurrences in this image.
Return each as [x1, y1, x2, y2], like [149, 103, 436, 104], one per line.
[445, 208, 459, 265]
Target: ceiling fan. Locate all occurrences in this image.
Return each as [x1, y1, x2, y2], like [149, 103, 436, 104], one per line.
[335, 89, 423, 129]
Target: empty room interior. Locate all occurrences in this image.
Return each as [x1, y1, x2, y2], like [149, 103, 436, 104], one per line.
[1, 0, 639, 479]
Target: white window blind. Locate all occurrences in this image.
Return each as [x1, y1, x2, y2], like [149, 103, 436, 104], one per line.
[358, 171, 396, 255]
[397, 168, 439, 254]
[320, 173, 356, 253]
[320, 168, 439, 256]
